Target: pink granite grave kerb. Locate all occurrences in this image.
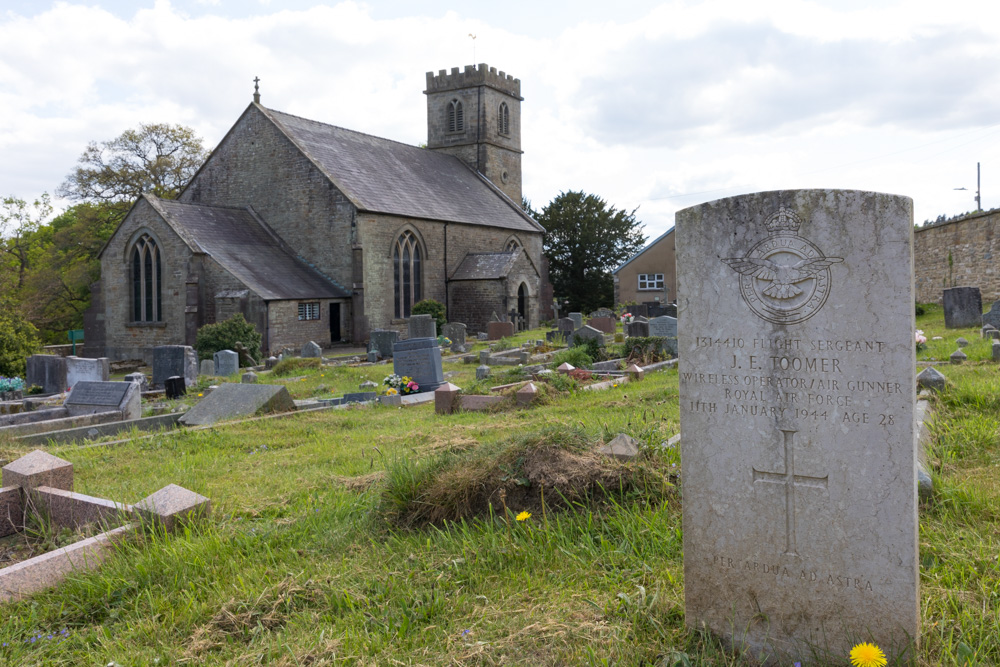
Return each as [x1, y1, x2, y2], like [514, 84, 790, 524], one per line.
[2, 449, 73, 491]
[134, 484, 211, 532]
[515, 382, 539, 406]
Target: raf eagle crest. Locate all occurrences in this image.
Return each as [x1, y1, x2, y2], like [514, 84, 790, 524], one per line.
[722, 206, 843, 325]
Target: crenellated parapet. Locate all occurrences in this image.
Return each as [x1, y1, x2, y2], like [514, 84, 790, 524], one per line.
[425, 63, 522, 99]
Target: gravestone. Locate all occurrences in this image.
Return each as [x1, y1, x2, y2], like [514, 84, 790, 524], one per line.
[942, 286, 982, 329]
[200, 359, 216, 376]
[476, 365, 491, 380]
[152, 346, 198, 388]
[571, 325, 604, 346]
[241, 372, 258, 384]
[625, 321, 650, 338]
[369, 330, 399, 359]
[587, 316, 616, 334]
[25, 355, 68, 394]
[649, 315, 679, 355]
[367, 350, 377, 363]
[982, 300, 1000, 330]
[392, 338, 444, 392]
[301, 341, 322, 358]
[164, 376, 186, 399]
[214, 349, 239, 376]
[408, 314, 437, 339]
[590, 307, 614, 318]
[557, 317, 575, 334]
[124, 372, 148, 392]
[65, 381, 141, 420]
[487, 321, 514, 340]
[568, 312, 583, 329]
[441, 322, 467, 348]
[179, 384, 295, 426]
[65, 356, 109, 390]
[676, 191, 918, 663]
[265, 356, 278, 370]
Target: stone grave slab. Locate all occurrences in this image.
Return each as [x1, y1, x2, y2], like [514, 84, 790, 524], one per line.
[179, 384, 295, 426]
[214, 349, 239, 376]
[487, 321, 514, 340]
[587, 316, 616, 334]
[408, 314, 437, 339]
[134, 484, 211, 532]
[65, 381, 140, 420]
[982, 300, 1000, 330]
[301, 341, 322, 358]
[343, 392, 377, 404]
[942, 286, 982, 329]
[2, 450, 73, 492]
[369, 330, 399, 358]
[26, 355, 68, 395]
[676, 190, 917, 663]
[152, 346, 198, 388]
[392, 338, 444, 392]
[65, 356, 109, 390]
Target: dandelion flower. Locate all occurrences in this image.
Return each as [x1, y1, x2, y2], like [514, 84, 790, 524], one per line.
[516, 511, 531, 521]
[849, 642, 887, 667]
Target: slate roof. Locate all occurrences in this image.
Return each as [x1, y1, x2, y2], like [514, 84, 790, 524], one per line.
[260, 106, 543, 233]
[450, 252, 519, 280]
[146, 196, 349, 301]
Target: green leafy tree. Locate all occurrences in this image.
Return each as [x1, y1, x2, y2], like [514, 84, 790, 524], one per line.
[195, 314, 262, 366]
[0, 294, 39, 377]
[1, 194, 52, 291]
[537, 191, 646, 313]
[411, 299, 447, 333]
[58, 123, 209, 224]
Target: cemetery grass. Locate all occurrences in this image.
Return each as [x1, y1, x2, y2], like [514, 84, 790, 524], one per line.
[0, 333, 996, 664]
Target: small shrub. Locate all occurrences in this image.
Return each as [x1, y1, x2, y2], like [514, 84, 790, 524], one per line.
[0, 299, 39, 377]
[195, 314, 262, 366]
[494, 336, 515, 352]
[411, 299, 446, 333]
[271, 357, 320, 376]
[552, 346, 593, 369]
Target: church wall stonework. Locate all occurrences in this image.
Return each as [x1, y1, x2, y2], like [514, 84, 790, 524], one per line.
[100, 199, 192, 362]
[267, 299, 349, 353]
[448, 280, 506, 333]
[914, 209, 1000, 305]
[181, 105, 354, 293]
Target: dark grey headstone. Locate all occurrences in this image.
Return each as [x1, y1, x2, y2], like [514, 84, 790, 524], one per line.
[164, 376, 186, 399]
[557, 317, 575, 333]
[476, 365, 491, 380]
[477, 332, 489, 341]
[65, 381, 140, 420]
[950, 349, 967, 364]
[648, 315, 678, 338]
[571, 325, 604, 346]
[546, 330, 565, 344]
[943, 286, 982, 329]
[343, 391, 377, 404]
[392, 337, 444, 392]
[214, 349, 239, 376]
[124, 372, 149, 392]
[408, 314, 437, 339]
[982, 300, 1000, 330]
[241, 372, 258, 384]
[369, 330, 399, 359]
[153, 346, 198, 388]
[367, 350, 377, 363]
[26, 355, 68, 394]
[441, 322, 467, 347]
[179, 384, 295, 426]
[956, 337, 969, 348]
[65, 356, 109, 389]
[301, 341, 322, 358]
[916, 367, 946, 392]
[626, 321, 650, 338]
[568, 312, 583, 329]
[265, 356, 278, 370]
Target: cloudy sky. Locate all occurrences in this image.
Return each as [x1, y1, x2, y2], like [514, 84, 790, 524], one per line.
[3, 0, 1000, 240]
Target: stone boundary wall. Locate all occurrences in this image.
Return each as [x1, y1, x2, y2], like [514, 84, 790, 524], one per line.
[914, 208, 1000, 304]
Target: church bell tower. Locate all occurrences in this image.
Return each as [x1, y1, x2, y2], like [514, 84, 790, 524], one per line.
[424, 64, 523, 204]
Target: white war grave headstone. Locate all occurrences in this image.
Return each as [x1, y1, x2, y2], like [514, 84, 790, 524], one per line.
[676, 190, 918, 663]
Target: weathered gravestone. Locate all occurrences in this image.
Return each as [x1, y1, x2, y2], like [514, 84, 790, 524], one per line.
[648, 315, 679, 356]
[408, 314, 437, 339]
[26, 355, 68, 394]
[441, 322, 467, 348]
[676, 191, 917, 663]
[557, 318, 575, 334]
[369, 330, 399, 359]
[571, 325, 604, 346]
[65, 381, 141, 420]
[587, 316, 616, 334]
[487, 321, 514, 340]
[392, 338, 444, 392]
[214, 349, 239, 376]
[152, 346, 198, 388]
[625, 320, 650, 338]
[301, 341, 322, 358]
[981, 300, 1000, 330]
[568, 312, 583, 329]
[179, 384, 295, 426]
[65, 356, 109, 390]
[200, 359, 216, 376]
[942, 286, 982, 329]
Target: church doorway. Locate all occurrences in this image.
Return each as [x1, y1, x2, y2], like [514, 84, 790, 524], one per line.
[517, 283, 527, 319]
[330, 303, 342, 342]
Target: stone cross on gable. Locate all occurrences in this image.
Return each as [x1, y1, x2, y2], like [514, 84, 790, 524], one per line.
[751, 429, 828, 557]
[253, 76, 261, 103]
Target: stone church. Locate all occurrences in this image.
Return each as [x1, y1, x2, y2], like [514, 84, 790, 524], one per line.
[85, 64, 547, 360]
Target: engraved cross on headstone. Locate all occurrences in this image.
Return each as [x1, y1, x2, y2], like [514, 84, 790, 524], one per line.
[752, 429, 828, 556]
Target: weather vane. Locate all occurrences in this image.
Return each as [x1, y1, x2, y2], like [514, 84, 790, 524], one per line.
[468, 33, 476, 63]
[253, 76, 260, 104]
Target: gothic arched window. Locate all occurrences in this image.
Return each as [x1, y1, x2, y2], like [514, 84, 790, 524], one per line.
[131, 233, 162, 322]
[505, 239, 520, 252]
[498, 101, 510, 135]
[393, 231, 422, 318]
[448, 99, 464, 133]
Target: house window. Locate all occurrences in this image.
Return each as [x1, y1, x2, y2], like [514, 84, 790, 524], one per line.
[638, 273, 665, 290]
[131, 233, 162, 322]
[498, 101, 509, 135]
[393, 231, 422, 318]
[448, 99, 464, 132]
[298, 302, 320, 321]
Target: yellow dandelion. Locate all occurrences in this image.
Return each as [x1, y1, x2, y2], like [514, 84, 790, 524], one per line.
[516, 511, 531, 521]
[197, 393, 203, 397]
[849, 642, 887, 667]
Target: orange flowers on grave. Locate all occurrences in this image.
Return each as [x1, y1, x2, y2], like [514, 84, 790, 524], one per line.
[849, 642, 886, 667]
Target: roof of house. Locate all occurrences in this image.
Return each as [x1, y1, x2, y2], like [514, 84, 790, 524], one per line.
[145, 196, 350, 301]
[450, 251, 520, 280]
[613, 227, 675, 274]
[259, 105, 543, 234]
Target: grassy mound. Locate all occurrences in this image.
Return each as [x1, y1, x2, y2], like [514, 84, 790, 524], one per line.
[270, 357, 321, 376]
[379, 425, 673, 527]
